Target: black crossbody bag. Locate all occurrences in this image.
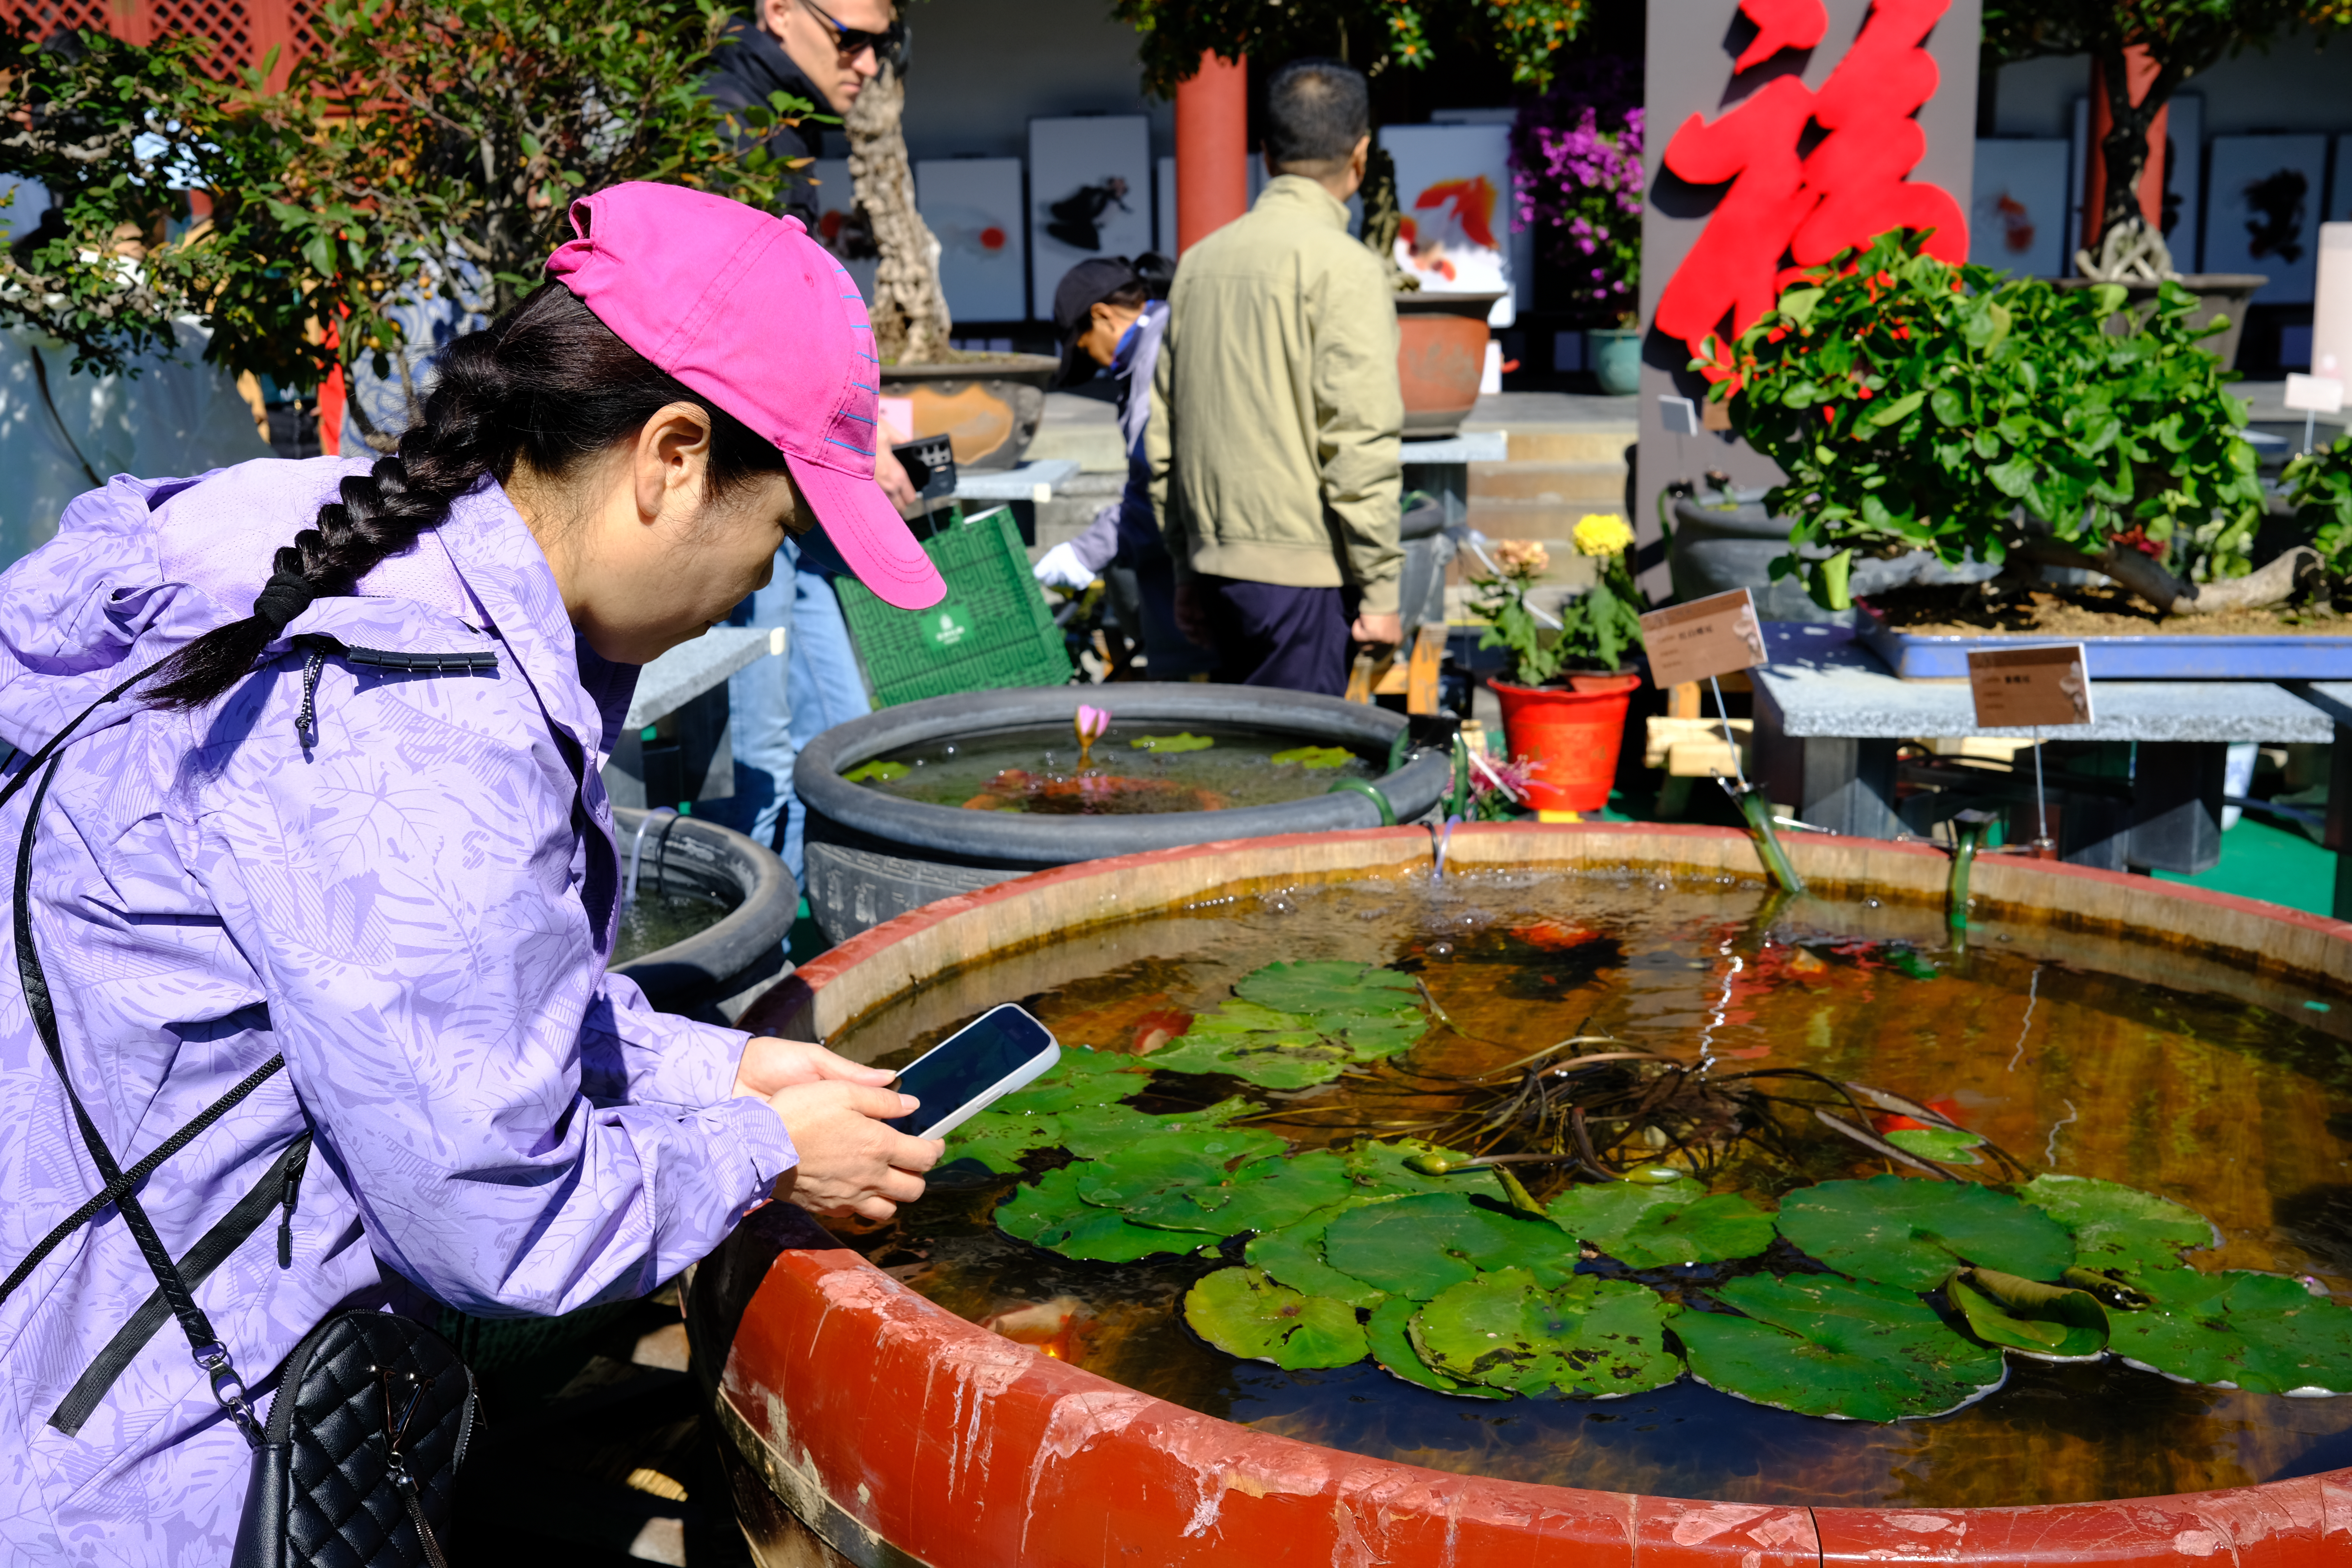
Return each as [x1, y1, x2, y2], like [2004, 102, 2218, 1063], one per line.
[0, 669, 476, 1568]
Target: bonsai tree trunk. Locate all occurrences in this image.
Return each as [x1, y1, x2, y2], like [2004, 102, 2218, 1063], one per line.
[2020, 536, 2322, 615]
[847, 60, 951, 365]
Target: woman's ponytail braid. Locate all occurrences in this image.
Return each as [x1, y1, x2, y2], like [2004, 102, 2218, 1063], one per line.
[145, 328, 515, 711]
[145, 281, 789, 713]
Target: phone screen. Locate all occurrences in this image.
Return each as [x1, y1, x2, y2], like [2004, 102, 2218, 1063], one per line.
[886, 1004, 1058, 1136]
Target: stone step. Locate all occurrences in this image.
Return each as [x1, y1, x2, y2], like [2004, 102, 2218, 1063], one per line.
[1464, 424, 1638, 464]
[1468, 459, 1628, 502]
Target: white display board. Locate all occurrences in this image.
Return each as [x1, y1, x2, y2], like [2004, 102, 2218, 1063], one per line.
[916, 157, 1027, 323]
[2203, 134, 2331, 304]
[1028, 116, 1152, 320]
[805, 159, 877, 305]
[1969, 140, 2070, 277]
[1379, 122, 1517, 327]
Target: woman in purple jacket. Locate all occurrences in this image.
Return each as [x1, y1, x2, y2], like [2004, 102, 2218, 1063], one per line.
[0, 183, 948, 1563]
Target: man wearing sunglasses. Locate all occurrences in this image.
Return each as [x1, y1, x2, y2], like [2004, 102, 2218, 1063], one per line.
[703, 0, 922, 887]
[706, 0, 901, 229]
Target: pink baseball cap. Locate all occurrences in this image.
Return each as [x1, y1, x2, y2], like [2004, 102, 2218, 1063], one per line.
[545, 182, 945, 611]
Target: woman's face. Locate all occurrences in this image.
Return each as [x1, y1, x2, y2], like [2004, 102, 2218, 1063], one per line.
[517, 403, 807, 666]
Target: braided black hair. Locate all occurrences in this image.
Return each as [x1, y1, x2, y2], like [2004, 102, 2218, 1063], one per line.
[147, 283, 792, 710]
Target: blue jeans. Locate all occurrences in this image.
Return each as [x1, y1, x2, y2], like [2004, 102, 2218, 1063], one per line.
[715, 537, 871, 882]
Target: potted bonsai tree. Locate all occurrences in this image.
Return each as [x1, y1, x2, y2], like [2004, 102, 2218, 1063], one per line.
[1470, 514, 1646, 813]
[1721, 228, 2323, 631]
[1511, 57, 1643, 395]
[1984, 0, 2347, 358]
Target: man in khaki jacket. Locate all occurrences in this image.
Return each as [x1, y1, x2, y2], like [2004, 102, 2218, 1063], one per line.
[1147, 57, 1404, 695]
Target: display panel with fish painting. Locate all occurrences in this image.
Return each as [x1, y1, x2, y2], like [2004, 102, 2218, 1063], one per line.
[916, 157, 1026, 322]
[1381, 122, 1518, 326]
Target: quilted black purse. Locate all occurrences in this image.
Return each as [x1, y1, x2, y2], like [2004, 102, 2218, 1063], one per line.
[0, 674, 477, 1568]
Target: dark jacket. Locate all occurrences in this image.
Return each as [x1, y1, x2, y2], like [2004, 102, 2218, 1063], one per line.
[703, 19, 827, 226]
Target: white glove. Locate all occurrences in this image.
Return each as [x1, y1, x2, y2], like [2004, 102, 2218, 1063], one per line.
[1032, 541, 1099, 591]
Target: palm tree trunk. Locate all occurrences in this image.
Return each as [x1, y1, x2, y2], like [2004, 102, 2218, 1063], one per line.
[847, 60, 951, 365]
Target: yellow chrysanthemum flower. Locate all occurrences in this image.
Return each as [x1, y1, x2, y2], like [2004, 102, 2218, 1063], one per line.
[1572, 512, 1634, 558]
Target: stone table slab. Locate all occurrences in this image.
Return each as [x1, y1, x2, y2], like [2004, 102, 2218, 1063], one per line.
[1753, 623, 2335, 744]
[623, 626, 782, 732]
[954, 459, 1081, 504]
[1402, 432, 1508, 464]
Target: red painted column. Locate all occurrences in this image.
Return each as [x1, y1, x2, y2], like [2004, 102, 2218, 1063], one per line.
[2082, 45, 2168, 249]
[1174, 51, 1249, 254]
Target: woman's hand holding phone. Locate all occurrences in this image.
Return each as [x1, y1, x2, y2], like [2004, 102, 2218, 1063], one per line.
[732, 1035, 894, 1100]
[736, 1037, 942, 1219]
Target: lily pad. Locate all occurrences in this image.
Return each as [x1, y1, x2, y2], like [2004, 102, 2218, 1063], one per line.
[1183, 1267, 1368, 1369]
[997, 1167, 1188, 1262]
[1121, 1147, 1360, 1237]
[1070, 1125, 1287, 1208]
[841, 759, 910, 783]
[1546, 1178, 1776, 1270]
[2018, 1174, 2218, 1275]
[1946, 1266, 2109, 1361]
[1323, 1192, 1576, 1299]
[1057, 1098, 1254, 1160]
[988, 1045, 1158, 1115]
[1142, 968, 1427, 1087]
[1884, 1129, 1984, 1165]
[1344, 1138, 1506, 1202]
[1234, 961, 1422, 1017]
[1143, 1024, 1354, 1088]
[1130, 732, 1216, 752]
[1675, 1272, 2009, 1421]
[2106, 1268, 2352, 1395]
[1270, 745, 1356, 769]
[1246, 1200, 1394, 1308]
[1775, 1174, 2073, 1291]
[1366, 1294, 1507, 1398]
[940, 1110, 1065, 1174]
[1411, 1268, 1684, 1398]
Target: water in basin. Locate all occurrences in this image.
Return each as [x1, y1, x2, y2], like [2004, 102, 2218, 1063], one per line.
[612, 890, 733, 966]
[831, 871, 2352, 1509]
[844, 721, 1377, 814]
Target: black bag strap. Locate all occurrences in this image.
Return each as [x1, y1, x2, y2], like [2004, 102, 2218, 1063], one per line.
[8, 674, 281, 1444]
[0, 1049, 286, 1307]
[48, 1132, 311, 1436]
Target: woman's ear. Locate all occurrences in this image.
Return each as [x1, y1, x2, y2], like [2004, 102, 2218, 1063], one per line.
[634, 401, 717, 524]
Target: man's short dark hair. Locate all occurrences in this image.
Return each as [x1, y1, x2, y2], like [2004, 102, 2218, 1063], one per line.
[1264, 58, 1370, 173]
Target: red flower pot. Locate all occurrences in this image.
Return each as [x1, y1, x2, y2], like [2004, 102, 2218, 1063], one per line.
[1491, 672, 1642, 812]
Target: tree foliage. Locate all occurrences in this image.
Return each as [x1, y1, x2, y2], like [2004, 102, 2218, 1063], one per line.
[0, 0, 810, 399]
[1113, 0, 1589, 95]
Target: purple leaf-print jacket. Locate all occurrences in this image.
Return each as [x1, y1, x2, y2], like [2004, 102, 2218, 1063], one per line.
[0, 458, 796, 1565]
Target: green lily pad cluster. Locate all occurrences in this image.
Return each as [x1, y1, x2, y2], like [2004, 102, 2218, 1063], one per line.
[1140, 960, 1429, 1088]
[1270, 745, 1356, 769]
[1129, 732, 1215, 752]
[938, 963, 2352, 1419]
[841, 758, 910, 783]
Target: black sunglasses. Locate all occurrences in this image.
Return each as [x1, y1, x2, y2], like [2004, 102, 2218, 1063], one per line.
[799, 0, 905, 64]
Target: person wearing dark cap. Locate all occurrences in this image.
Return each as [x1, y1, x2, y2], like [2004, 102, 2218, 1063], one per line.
[1148, 57, 1404, 696]
[1032, 254, 1216, 679]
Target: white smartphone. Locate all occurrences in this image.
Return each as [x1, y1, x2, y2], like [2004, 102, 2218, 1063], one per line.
[884, 1003, 1061, 1139]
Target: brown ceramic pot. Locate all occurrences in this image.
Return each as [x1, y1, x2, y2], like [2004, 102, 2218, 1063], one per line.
[877, 353, 1061, 471]
[1395, 289, 1503, 438]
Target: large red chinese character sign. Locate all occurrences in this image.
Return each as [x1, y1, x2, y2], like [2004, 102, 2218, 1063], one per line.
[1654, 0, 1966, 380]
